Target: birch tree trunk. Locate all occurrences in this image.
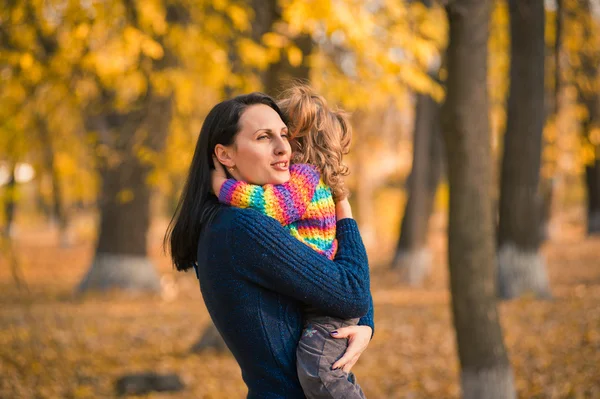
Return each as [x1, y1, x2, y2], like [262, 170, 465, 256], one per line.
[497, 0, 551, 299]
[393, 93, 443, 285]
[442, 0, 516, 397]
[78, 95, 172, 293]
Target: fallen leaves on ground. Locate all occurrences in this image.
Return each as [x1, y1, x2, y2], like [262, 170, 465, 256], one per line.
[0, 216, 599, 398]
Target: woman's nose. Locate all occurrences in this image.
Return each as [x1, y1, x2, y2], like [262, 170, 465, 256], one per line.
[274, 137, 290, 156]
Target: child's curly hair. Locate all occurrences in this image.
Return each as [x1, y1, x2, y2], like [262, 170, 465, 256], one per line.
[277, 85, 352, 201]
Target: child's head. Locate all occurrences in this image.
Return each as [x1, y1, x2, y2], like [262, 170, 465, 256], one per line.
[278, 84, 352, 201]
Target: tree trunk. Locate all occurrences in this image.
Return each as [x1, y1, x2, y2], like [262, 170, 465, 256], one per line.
[38, 118, 70, 246]
[497, 0, 551, 299]
[393, 93, 443, 285]
[442, 1, 515, 398]
[577, 0, 600, 235]
[78, 95, 172, 293]
[354, 140, 377, 249]
[263, 33, 312, 97]
[246, 0, 313, 97]
[587, 161, 600, 234]
[582, 97, 600, 235]
[539, 0, 563, 241]
[2, 163, 17, 238]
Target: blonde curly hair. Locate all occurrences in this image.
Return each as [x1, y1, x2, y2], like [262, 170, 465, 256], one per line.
[277, 85, 352, 201]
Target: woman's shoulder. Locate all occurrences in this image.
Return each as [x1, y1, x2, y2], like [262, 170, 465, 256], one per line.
[204, 207, 287, 253]
[213, 206, 283, 231]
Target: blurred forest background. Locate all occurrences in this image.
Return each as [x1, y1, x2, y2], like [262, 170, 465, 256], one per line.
[1, 0, 599, 398]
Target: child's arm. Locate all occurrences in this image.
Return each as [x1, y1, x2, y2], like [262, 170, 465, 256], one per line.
[217, 163, 321, 226]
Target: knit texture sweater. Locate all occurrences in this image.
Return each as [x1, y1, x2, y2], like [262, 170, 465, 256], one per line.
[195, 207, 373, 398]
[219, 163, 338, 259]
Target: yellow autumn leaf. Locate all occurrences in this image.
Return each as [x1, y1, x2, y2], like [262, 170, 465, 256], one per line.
[262, 32, 287, 49]
[238, 38, 270, 69]
[74, 23, 89, 40]
[141, 38, 164, 60]
[227, 4, 250, 31]
[287, 46, 303, 67]
[590, 128, 600, 146]
[20, 53, 34, 69]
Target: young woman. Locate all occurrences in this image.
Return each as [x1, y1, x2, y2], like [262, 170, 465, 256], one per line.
[212, 85, 369, 398]
[165, 92, 373, 398]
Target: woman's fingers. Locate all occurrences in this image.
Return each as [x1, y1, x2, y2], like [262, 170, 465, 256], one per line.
[341, 354, 360, 373]
[331, 343, 356, 371]
[330, 325, 371, 371]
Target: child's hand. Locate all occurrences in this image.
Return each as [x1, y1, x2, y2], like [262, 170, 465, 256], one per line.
[211, 156, 228, 195]
[335, 198, 353, 221]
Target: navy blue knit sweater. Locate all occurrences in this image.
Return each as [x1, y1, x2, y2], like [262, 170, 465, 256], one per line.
[195, 206, 374, 398]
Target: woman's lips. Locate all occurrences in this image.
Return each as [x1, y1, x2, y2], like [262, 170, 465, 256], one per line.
[271, 161, 289, 171]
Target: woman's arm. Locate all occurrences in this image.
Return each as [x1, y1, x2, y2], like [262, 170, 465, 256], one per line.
[357, 294, 374, 334]
[231, 210, 371, 319]
[218, 164, 320, 225]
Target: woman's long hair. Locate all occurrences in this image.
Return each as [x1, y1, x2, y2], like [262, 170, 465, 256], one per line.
[277, 85, 352, 201]
[164, 92, 286, 271]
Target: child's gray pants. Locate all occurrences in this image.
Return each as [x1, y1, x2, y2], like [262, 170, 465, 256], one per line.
[296, 315, 366, 399]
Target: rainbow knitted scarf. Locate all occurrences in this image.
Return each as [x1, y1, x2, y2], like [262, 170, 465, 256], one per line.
[218, 163, 338, 259]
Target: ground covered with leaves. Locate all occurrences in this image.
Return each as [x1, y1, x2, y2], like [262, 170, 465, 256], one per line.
[1, 215, 599, 398]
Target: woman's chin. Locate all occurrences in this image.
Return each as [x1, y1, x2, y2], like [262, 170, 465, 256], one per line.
[270, 171, 291, 184]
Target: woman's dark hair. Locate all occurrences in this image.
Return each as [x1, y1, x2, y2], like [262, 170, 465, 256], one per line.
[164, 92, 286, 271]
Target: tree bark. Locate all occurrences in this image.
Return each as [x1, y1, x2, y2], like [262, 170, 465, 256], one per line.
[497, 0, 551, 299]
[442, 1, 515, 398]
[78, 95, 172, 293]
[2, 163, 17, 238]
[587, 161, 600, 234]
[37, 117, 70, 246]
[539, 0, 563, 241]
[393, 93, 443, 285]
[577, 0, 600, 235]
[263, 33, 313, 97]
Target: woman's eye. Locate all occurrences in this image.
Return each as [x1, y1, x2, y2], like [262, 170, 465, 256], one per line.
[281, 133, 289, 139]
[257, 135, 269, 140]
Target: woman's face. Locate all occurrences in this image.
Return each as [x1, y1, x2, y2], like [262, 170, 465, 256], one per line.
[217, 104, 292, 185]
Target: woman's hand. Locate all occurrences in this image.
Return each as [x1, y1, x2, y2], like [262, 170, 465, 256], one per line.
[335, 198, 353, 221]
[211, 156, 228, 195]
[330, 325, 372, 372]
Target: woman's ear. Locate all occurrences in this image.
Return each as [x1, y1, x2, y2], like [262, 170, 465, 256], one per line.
[214, 144, 235, 168]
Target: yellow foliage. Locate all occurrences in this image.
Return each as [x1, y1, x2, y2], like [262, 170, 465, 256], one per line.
[238, 38, 270, 69]
[227, 4, 250, 31]
[262, 32, 288, 49]
[19, 53, 34, 69]
[589, 128, 600, 146]
[286, 45, 303, 67]
[141, 38, 164, 60]
[580, 141, 596, 166]
[74, 23, 90, 40]
[138, 0, 167, 35]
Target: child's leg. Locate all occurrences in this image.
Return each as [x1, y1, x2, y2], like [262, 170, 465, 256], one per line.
[296, 316, 366, 399]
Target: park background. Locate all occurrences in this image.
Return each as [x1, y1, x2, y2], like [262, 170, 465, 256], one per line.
[1, 0, 599, 397]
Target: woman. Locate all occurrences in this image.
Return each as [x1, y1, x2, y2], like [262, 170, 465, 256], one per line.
[165, 92, 373, 398]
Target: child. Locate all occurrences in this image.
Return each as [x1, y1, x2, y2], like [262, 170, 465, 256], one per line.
[213, 85, 370, 398]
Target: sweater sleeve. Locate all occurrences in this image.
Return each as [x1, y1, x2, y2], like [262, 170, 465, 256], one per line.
[231, 211, 371, 319]
[357, 294, 375, 336]
[218, 164, 320, 226]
